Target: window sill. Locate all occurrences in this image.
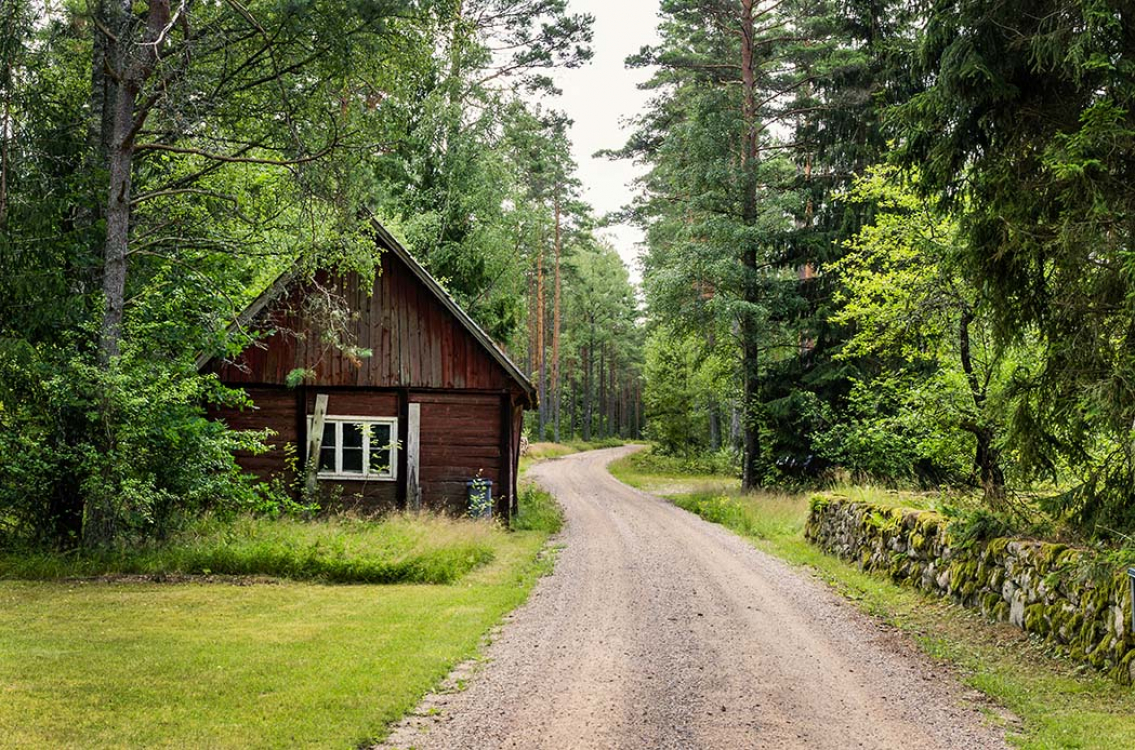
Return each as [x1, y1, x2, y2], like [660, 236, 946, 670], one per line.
[316, 473, 397, 483]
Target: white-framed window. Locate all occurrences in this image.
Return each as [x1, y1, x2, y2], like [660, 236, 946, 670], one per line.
[309, 416, 399, 482]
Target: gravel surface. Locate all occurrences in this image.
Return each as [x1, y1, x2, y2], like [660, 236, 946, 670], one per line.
[381, 446, 1009, 750]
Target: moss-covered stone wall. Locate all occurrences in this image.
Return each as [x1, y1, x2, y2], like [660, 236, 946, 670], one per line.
[805, 496, 1135, 684]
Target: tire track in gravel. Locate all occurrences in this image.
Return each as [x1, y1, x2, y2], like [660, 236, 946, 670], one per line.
[380, 445, 1009, 750]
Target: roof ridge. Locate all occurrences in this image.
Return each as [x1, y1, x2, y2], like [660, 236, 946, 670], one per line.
[196, 216, 536, 406]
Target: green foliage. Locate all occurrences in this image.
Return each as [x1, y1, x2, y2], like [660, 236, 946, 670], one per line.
[0, 0, 610, 549]
[617, 445, 738, 480]
[643, 328, 716, 456]
[813, 375, 963, 484]
[510, 483, 564, 534]
[0, 513, 502, 585]
[895, 0, 1135, 534]
[0, 340, 279, 547]
[823, 166, 1021, 495]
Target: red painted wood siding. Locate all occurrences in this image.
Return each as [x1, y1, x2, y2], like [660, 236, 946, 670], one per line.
[212, 387, 510, 515]
[208, 250, 516, 392]
[217, 387, 298, 481]
[412, 392, 503, 514]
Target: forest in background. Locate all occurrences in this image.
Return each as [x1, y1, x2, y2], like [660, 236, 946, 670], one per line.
[619, 0, 1135, 541]
[0, 0, 641, 548]
[4, 0, 1135, 549]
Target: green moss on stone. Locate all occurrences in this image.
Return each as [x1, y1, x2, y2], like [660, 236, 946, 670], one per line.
[1110, 649, 1135, 686]
[1025, 604, 1050, 635]
[986, 537, 1011, 560]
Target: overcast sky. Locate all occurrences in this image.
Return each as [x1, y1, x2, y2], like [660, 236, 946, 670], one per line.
[547, 0, 662, 283]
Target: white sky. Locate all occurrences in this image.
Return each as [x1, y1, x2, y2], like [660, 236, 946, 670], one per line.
[547, 0, 662, 284]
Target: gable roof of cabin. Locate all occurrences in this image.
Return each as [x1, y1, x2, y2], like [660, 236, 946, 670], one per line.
[197, 218, 536, 406]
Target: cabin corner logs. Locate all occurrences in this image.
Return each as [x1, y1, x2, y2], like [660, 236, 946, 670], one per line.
[806, 497, 1135, 684]
[202, 222, 536, 519]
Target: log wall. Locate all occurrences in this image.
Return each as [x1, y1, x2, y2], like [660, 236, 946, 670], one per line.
[215, 387, 512, 516]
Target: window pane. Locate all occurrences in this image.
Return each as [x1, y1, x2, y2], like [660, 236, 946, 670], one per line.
[369, 424, 393, 476]
[341, 447, 363, 473]
[343, 423, 363, 448]
[317, 422, 337, 472]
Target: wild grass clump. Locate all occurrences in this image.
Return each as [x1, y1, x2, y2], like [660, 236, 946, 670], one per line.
[0, 513, 501, 584]
[511, 483, 564, 534]
[523, 442, 580, 462]
[673, 491, 808, 542]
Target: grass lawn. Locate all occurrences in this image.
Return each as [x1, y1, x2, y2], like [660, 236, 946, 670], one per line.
[610, 449, 1135, 750]
[0, 514, 505, 584]
[0, 490, 563, 749]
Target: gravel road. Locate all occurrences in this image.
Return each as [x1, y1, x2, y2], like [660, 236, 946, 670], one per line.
[382, 446, 1008, 750]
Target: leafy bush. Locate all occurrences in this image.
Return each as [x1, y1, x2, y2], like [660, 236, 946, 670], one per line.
[511, 483, 564, 534]
[622, 446, 738, 478]
[0, 341, 279, 549]
[812, 374, 973, 487]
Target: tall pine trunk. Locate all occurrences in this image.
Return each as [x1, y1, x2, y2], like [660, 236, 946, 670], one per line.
[707, 328, 721, 450]
[551, 192, 562, 442]
[598, 343, 606, 438]
[583, 324, 593, 441]
[739, 0, 762, 491]
[536, 239, 546, 439]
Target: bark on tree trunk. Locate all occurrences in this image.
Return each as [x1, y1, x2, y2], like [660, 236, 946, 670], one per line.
[536, 237, 546, 439]
[739, 0, 762, 491]
[583, 323, 593, 442]
[608, 349, 617, 437]
[1, 63, 9, 230]
[707, 328, 721, 450]
[709, 402, 722, 452]
[551, 192, 562, 443]
[598, 343, 606, 438]
[527, 252, 536, 376]
[97, 0, 170, 365]
[959, 307, 1006, 502]
[100, 86, 135, 365]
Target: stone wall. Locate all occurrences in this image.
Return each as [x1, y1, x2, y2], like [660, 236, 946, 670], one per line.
[805, 496, 1135, 683]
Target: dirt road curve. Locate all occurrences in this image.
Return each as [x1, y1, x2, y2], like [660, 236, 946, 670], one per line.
[382, 446, 1008, 750]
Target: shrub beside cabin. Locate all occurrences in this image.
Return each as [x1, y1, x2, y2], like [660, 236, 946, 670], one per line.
[200, 222, 536, 519]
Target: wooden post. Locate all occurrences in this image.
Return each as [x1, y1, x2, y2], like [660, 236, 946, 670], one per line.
[406, 402, 422, 511]
[499, 394, 514, 520]
[305, 394, 329, 496]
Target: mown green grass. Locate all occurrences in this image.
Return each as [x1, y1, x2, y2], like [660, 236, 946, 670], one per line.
[0, 514, 503, 584]
[609, 449, 1135, 750]
[0, 496, 561, 749]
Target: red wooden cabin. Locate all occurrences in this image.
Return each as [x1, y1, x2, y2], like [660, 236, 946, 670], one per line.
[200, 221, 536, 518]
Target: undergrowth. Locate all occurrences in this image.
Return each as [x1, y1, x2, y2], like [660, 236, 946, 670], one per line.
[511, 483, 564, 534]
[0, 514, 501, 584]
[622, 446, 738, 477]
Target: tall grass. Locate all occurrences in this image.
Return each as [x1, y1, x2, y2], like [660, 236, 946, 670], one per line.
[511, 483, 564, 534]
[672, 491, 808, 542]
[0, 514, 501, 584]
